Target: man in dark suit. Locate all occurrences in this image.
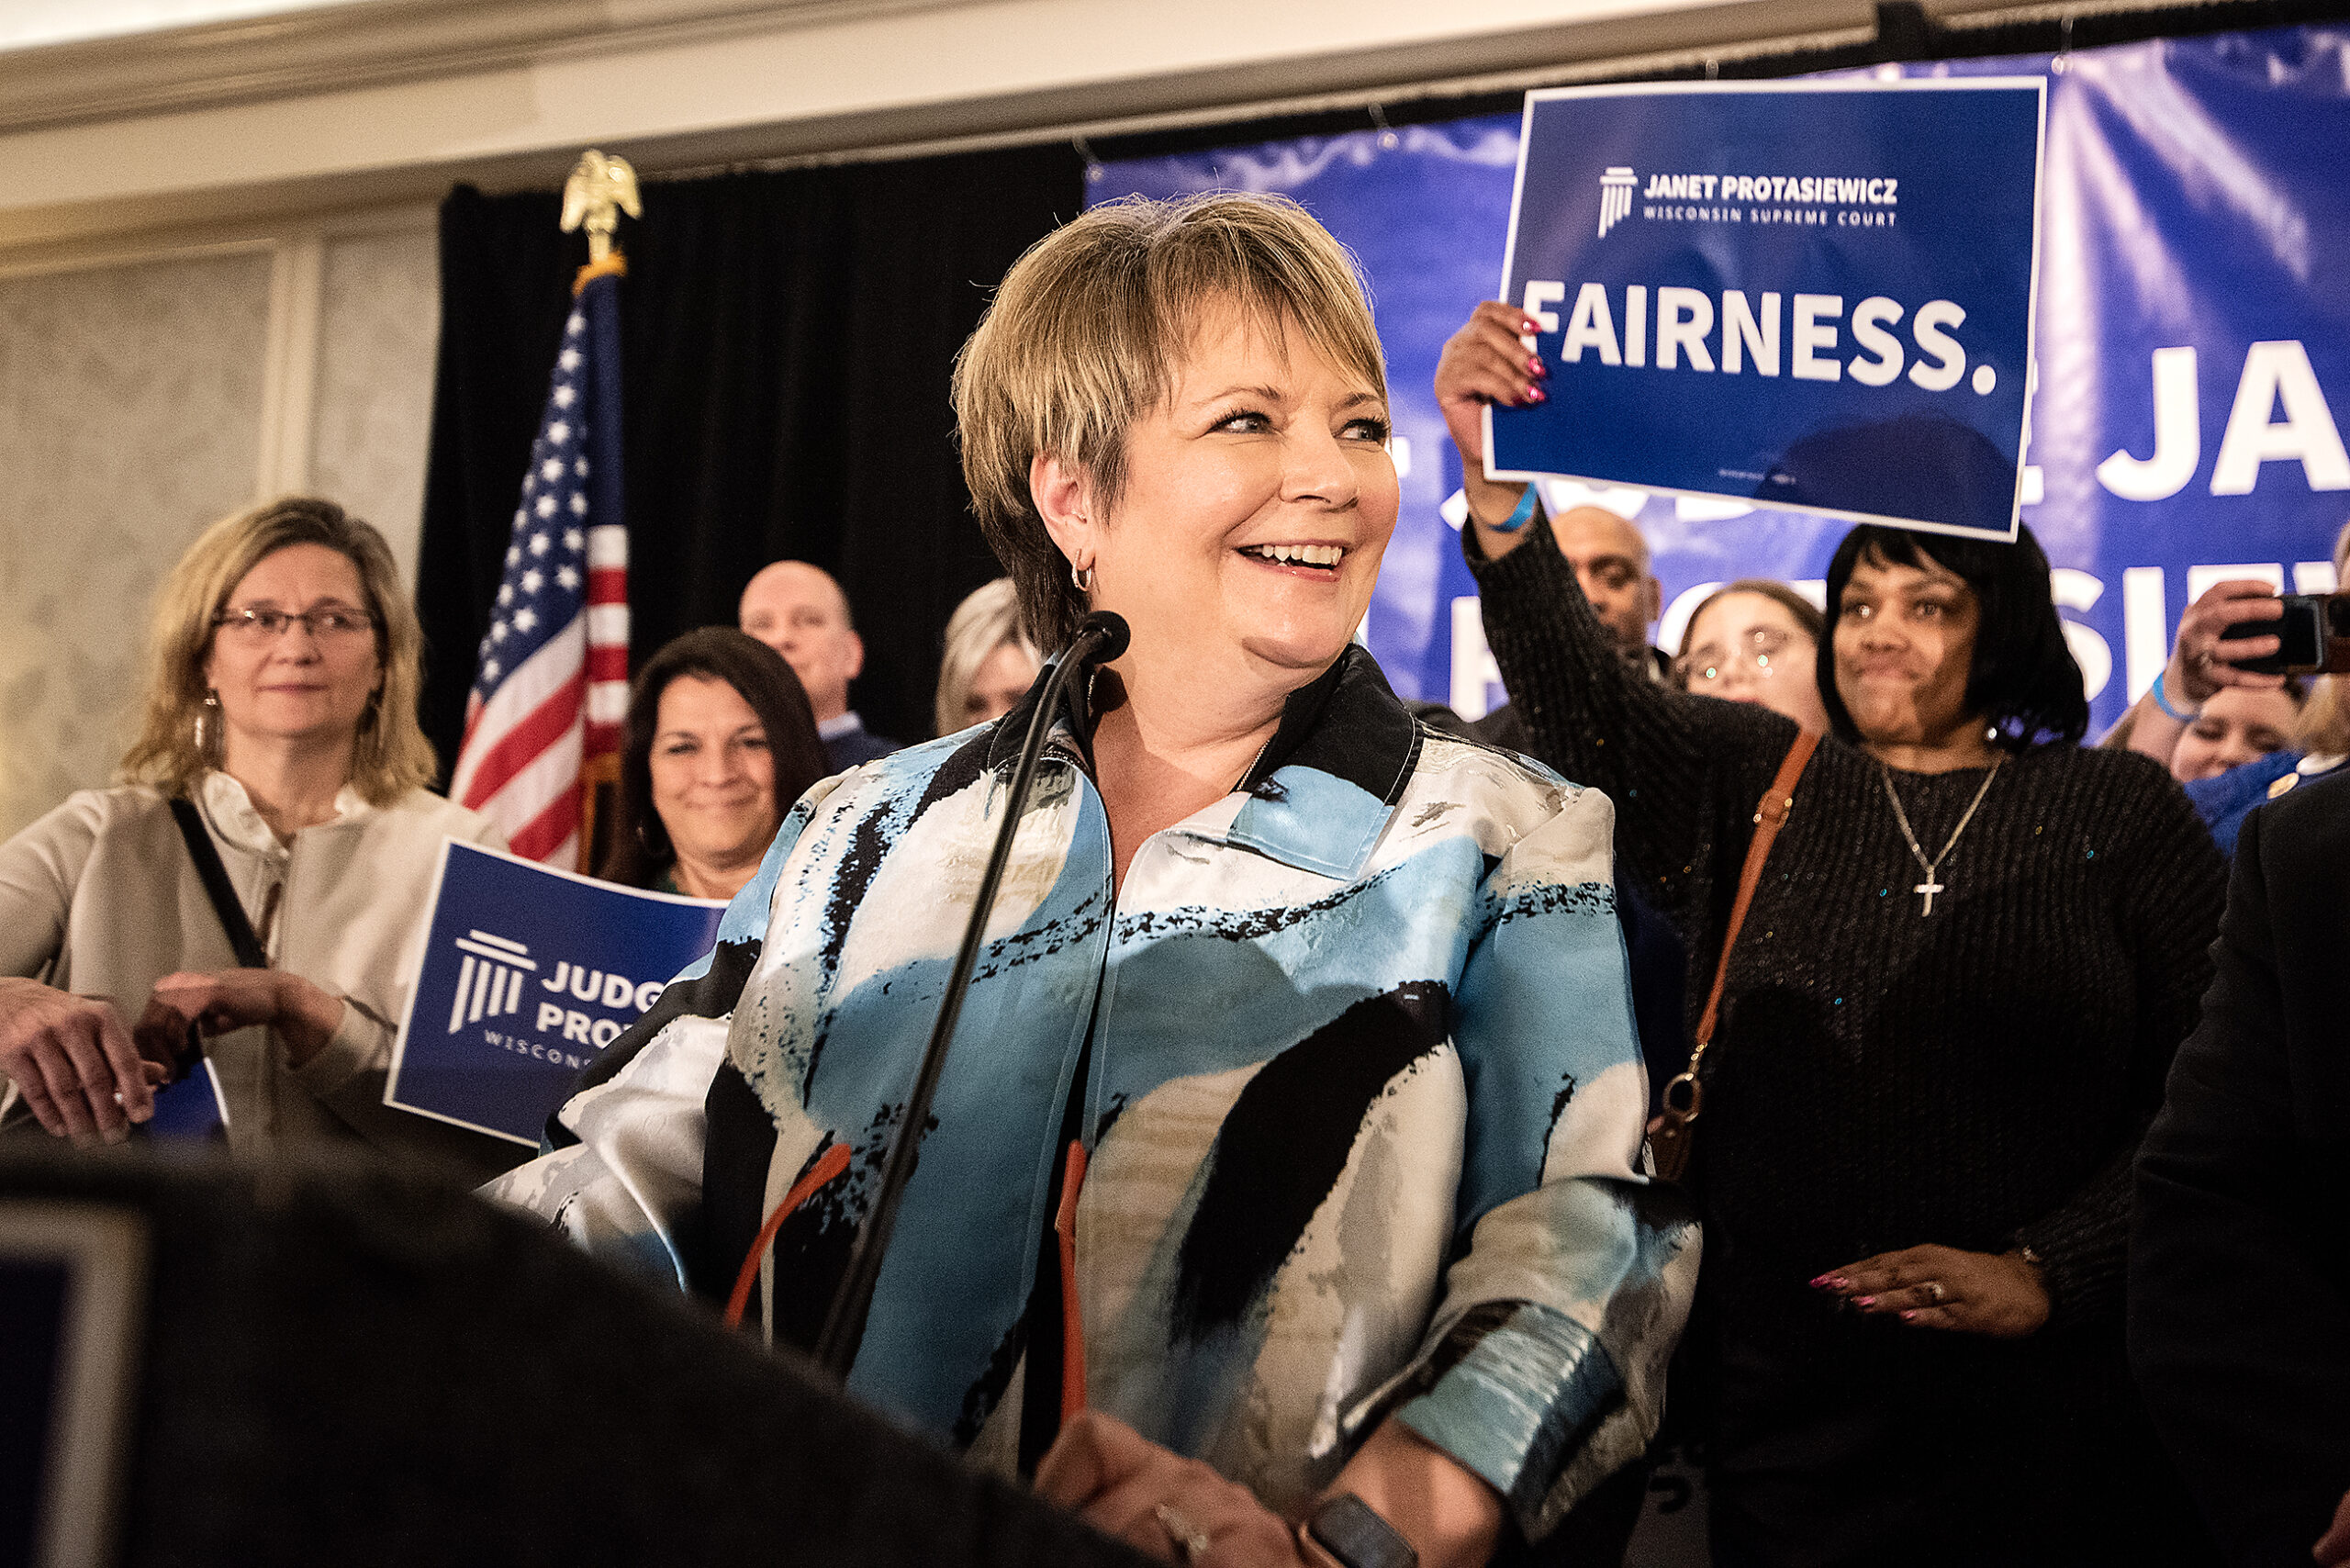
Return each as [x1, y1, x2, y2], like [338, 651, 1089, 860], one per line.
[738, 560, 900, 771]
[2132, 769, 2350, 1565]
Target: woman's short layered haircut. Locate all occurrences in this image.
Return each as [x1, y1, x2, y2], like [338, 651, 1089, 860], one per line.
[120, 496, 437, 803]
[1818, 521, 2089, 751]
[953, 192, 1387, 654]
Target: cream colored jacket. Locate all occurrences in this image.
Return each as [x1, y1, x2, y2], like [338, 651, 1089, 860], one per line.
[0, 773, 520, 1183]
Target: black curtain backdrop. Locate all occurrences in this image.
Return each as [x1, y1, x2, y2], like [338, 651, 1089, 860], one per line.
[417, 145, 1083, 768]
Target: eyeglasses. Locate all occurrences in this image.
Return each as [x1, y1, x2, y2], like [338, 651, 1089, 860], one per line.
[212, 605, 375, 643]
[1676, 626, 1807, 689]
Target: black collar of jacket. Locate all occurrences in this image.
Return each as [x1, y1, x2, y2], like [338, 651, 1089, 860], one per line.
[984, 644, 1417, 812]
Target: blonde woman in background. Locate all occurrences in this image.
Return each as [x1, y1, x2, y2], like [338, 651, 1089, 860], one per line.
[0, 497, 516, 1182]
[934, 577, 1042, 736]
[2110, 518, 2350, 856]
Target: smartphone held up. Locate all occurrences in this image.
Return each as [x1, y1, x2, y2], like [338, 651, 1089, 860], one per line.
[2217, 593, 2350, 677]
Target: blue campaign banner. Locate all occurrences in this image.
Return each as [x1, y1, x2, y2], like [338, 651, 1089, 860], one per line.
[1092, 25, 2350, 736]
[386, 842, 726, 1146]
[1488, 81, 2045, 540]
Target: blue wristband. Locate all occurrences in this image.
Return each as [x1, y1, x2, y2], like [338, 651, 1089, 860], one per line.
[2149, 673, 2199, 722]
[1489, 486, 1539, 533]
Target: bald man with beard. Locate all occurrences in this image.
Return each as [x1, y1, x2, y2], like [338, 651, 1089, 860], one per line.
[1472, 503, 1667, 754]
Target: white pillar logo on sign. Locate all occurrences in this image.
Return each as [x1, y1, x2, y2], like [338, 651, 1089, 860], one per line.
[1597, 167, 1637, 238]
[448, 929, 533, 1034]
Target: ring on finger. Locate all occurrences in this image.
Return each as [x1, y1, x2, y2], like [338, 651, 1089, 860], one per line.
[1923, 1280, 1947, 1304]
[1155, 1504, 1213, 1564]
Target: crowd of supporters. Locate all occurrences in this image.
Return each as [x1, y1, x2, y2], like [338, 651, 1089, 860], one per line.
[2, 194, 2342, 1568]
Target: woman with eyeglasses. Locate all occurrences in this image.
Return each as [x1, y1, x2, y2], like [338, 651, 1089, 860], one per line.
[1671, 579, 1831, 736]
[0, 497, 518, 1181]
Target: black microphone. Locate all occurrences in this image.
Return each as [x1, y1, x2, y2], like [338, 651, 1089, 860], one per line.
[813, 610, 1130, 1380]
[1053, 613, 1130, 754]
[1072, 610, 1132, 664]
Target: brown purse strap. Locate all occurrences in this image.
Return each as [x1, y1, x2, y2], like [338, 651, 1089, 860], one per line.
[1691, 728, 1821, 1050]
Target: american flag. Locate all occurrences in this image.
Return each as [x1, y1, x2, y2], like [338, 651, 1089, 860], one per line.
[448, 265, 630, 869]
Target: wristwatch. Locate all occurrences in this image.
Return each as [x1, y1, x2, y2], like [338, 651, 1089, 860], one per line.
[1301, 1495, 1419, 1568]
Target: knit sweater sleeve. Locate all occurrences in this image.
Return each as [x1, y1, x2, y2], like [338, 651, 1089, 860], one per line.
[2012, 756, 2225, 1327]
[1463, 513, 1790, 924]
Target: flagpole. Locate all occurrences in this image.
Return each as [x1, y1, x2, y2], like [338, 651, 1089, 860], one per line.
[446, 150, 638, 873]
[562, 151, 640, 871]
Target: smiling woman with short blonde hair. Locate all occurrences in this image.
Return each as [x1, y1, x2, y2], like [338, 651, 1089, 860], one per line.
[495, 192, 1691, 1568]
[955, 192, 1388, 655]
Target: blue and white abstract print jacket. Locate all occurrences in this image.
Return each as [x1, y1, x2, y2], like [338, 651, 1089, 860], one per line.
[488, 648, 1697, 1540]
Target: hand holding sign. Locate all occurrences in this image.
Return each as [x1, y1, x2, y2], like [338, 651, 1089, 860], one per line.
[0, 979, 159, 1143]
[1434, 300, 1547, 554]
[388, 843, 727, 1146]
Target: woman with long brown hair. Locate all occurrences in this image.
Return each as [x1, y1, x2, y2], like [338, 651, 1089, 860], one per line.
[597, 628, 828, 900]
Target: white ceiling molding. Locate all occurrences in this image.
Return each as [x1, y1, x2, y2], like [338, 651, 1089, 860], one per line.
[0, 0, 2143, 255]
[0, 0, 970, 135]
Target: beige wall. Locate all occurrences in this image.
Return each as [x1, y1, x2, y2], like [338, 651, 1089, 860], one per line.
[310, 226, 440, 579]
[0, 216, 438, 839]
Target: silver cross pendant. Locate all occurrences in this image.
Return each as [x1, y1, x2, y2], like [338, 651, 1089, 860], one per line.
[1914, 879, 1945, 915]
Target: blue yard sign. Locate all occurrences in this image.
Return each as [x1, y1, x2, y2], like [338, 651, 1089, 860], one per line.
[1488, 79, 2047, 540]
[386, 842, 726, 1146]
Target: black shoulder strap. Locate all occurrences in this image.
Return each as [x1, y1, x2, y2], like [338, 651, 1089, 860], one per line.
[168, 796, 269, 969]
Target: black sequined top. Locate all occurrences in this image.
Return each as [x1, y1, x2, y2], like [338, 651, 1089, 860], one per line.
[1466, 513, 2225, 1550]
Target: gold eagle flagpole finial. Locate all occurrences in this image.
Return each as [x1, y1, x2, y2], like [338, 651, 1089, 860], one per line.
[562, 150, 643, 292]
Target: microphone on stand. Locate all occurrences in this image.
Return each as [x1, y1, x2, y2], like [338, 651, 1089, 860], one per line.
[813, 610, 1130, 1381]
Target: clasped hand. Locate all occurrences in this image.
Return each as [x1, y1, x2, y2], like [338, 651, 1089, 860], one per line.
[0, 969, 343, 1143]
[1036, 1412, 1314, 1567]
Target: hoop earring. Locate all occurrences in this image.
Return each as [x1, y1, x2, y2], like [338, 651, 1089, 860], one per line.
[1070, 562, 1094, 593]
[194, 689, 223, 764]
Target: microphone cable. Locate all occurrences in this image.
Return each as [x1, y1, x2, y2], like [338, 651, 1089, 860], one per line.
[811, 610, 1131, 1380]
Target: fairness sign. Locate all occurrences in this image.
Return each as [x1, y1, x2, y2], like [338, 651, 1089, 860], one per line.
[387, 842, 726, 1146]
[1099, 27, 2350, 734]
[1487, 80, 2047, 540]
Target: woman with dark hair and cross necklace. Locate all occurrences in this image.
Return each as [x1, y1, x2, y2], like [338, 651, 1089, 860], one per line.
[1436, 302, 2225, 1564]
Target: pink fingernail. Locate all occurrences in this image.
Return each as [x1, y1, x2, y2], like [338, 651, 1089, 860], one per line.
[1527, 386, 1547, 404]
[1808, 1275, 1832, 1288]
[1899, 1309, 1917, 1322]
[1527, 355, 1546, 375]
[1854, 1295, 1875, 1307]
